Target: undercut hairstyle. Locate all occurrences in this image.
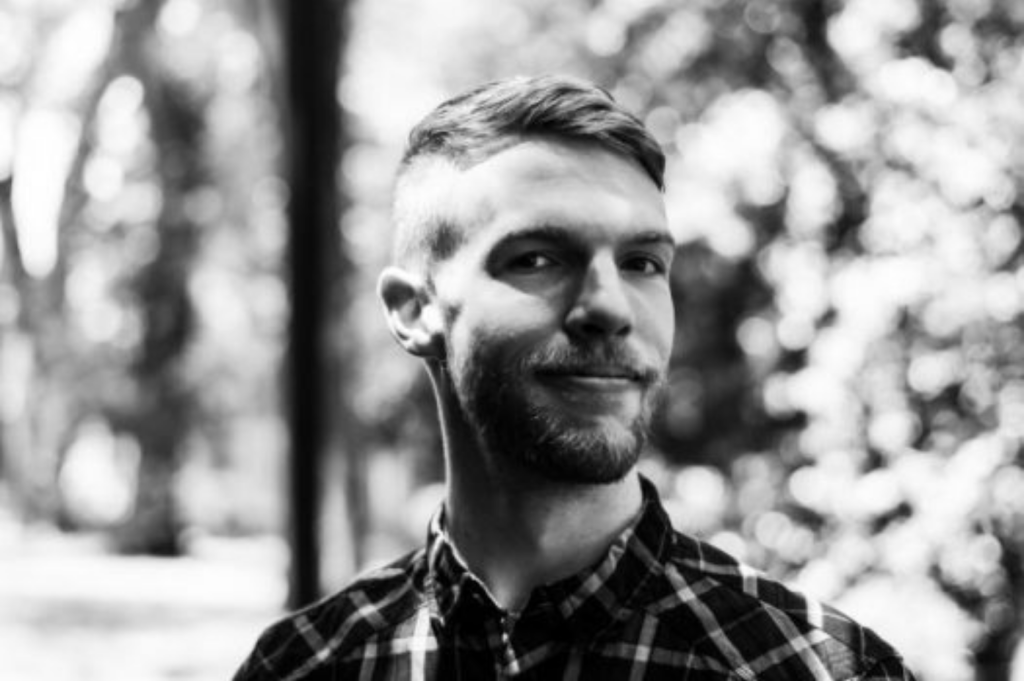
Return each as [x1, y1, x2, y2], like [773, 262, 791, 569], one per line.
[391, 74, 666, 273]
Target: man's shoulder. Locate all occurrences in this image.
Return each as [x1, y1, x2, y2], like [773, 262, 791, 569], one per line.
[655, 531, 910, 679]
[232, 548, 428, 681]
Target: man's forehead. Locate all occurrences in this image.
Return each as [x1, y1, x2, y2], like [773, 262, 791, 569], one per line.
[460, 137, 656, 188]
[473, 142, 661, 216]
[403, 137, 657, 196]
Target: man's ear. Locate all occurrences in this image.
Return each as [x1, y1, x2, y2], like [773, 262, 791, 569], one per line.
[377, 266, 445, 358]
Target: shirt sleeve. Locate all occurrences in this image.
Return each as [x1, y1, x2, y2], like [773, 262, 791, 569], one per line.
[232, 639, 282, 681]
[230, 616, 319, 681]
[859, 655, 918, 681]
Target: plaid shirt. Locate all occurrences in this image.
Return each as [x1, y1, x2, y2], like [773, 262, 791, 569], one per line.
[234, 477, 915, 680]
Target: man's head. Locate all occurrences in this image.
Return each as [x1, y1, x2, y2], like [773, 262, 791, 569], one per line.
[391, 74, 665, 276]
[380, 75, 674, 485]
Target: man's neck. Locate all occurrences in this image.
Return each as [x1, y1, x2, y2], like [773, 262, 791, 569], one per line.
[445, 462, 644, 612]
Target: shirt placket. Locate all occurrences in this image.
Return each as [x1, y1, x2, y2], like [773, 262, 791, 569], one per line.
[493, 612, 524, 678]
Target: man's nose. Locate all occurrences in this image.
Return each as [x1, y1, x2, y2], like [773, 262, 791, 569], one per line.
[564, 256, 634, 339]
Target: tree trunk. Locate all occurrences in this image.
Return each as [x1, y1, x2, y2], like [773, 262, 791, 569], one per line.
[281, 0, 365, 607]
[111, 0, 203, 555]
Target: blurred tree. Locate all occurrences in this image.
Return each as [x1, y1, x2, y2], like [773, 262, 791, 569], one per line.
[0, 0, 205, 554]
[0, 0, 289, 556]
[107, 0, 203, 555]
[279, 0, 368, 607]
[0, 0, 124, 527]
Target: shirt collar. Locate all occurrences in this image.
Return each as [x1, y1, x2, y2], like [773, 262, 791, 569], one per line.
[424, 475, 675, 641]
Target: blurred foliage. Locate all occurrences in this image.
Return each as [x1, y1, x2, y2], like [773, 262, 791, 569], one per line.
[0, 0, 287, 548]
[2, 0, 1024, 679]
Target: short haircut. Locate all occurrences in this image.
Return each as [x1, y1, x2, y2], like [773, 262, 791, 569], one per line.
[391, 74, 665, 273]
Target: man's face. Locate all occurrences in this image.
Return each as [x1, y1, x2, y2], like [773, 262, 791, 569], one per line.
[431, 139, 675, 484]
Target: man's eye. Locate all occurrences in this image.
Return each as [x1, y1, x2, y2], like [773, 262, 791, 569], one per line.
[507, 252, 557, 271]
[622, 255, 666, 276]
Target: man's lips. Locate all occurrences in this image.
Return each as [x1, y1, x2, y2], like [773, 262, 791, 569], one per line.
[534, 366, 647, 389]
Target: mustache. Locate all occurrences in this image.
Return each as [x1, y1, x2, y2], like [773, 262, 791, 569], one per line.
[516, 342, 662, 384]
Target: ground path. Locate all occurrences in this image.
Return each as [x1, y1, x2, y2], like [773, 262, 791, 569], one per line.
[1, 525, 286, 681]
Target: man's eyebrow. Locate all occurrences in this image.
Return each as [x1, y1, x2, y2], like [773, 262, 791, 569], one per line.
[628, 230, 677, 249]
[489, 224, 577, 249]
[490, 225, 677, 250]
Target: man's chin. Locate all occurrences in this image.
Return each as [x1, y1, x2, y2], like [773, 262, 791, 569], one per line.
[515, 419, 644, 485]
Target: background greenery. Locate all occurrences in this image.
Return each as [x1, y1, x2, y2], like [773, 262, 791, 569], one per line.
[2, 0, 1023, 679]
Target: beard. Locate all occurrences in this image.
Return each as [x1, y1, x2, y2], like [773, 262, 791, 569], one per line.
[448, 338, 666, 485]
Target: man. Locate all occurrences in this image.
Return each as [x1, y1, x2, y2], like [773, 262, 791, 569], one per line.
[234, 74, 915, 680]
